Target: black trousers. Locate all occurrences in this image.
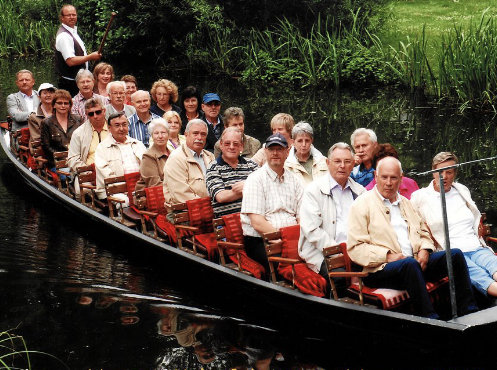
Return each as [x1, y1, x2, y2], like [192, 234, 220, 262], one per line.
[243, 235, 270, 280]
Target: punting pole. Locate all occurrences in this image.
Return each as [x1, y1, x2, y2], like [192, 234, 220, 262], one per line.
[413, 155, 497, 319]
[97, 12, 117, 55]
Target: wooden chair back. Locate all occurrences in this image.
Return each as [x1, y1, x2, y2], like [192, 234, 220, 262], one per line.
[263, 227, 299, 287]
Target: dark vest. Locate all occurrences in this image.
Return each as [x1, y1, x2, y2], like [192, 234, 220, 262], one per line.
[55, 26, 85, 79]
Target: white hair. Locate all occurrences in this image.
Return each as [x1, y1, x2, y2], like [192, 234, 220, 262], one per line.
[327, 142, 354, 158]
[130, 89, 151, 102]
[185, 118, 207, 133]
[106, 80, 126, 95]
[292, 121, 314, 139]
[148, 118, 170, 135]
[75, 69, 94, 83]
[350, 128, 377, 146]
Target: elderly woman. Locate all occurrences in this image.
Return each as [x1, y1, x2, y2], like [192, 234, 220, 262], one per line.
[411, 152, 497, 297]
[93, 62, 114, 98]
[163, 111, 186, 152]
[41, 89, 83, 170]
[135, 118, 171, 191]
[150, 79, 181, 117]
[365, 143, 419, 199]
[179, 85, 204, 127]
[284, 121, 327, 185]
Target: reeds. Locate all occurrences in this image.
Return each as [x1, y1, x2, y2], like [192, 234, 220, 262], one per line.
[0, 0, 58, 56]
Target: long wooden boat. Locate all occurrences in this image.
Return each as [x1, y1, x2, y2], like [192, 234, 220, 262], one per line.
[2, 123, 497, 366]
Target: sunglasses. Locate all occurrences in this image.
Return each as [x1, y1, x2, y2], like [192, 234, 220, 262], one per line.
[87, 109, 103, 117]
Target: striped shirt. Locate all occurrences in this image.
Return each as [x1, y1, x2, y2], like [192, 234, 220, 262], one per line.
[128, 111, 160, 148]
[206, 156, 258, 217]
[71, 92, 107, 121]
[241, 164, 303, 237]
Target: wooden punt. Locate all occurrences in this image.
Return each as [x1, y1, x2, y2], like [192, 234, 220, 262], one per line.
[2, 122, 497, 367]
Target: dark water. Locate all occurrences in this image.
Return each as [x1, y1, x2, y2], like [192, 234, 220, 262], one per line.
[2, 57, 497, 369]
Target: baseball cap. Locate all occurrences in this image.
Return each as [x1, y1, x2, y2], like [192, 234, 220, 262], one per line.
[265, 133, 288, 148]
[202, 93, 221, 104]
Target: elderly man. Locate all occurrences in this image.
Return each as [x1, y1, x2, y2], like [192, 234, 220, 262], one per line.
[6, 70, 39, 130]
[71, 69, 105, 121]
[213, 107, 261, 159]
[347, 156, 477, 318]
[201, 93, 224, 152]
[55, 4, 101, 95]
[298, 142, 365, 280]
[95, 112, 146, 200]
[105, 81, 136, 119]
[206, 127, 258, 218]
[350, 128, 378, 187]
[241, 133, 303, 275]
[68, 97, 109, 171]
[128, 90, 160, 148]
[163, 119, 215, 207]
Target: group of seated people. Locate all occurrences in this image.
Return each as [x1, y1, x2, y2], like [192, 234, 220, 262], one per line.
[7, 66, 497, 319]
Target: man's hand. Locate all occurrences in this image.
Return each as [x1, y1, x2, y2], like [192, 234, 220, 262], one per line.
[231, 181, 244, 195]
[354, 153, 362, 166]
[386, 252, 405, 263]
[88, 51, 102, 61]
[416, 249, 430, 271]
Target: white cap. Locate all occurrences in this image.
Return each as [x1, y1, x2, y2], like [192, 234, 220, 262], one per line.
[38, 83, 56, 94]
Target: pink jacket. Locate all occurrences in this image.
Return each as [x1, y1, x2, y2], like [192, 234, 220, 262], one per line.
[365, 176, 419, 199]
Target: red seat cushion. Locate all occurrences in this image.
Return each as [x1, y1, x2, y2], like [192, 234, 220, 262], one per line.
[278, 225, 327, 297]
[186, 197, 214, 233]
[144, 185, 165, 213]
[195, 232, 218, 259]
[123, 172, 141, 206]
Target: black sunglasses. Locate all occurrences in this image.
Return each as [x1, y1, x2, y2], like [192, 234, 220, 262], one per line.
[87, 109, 103, 117]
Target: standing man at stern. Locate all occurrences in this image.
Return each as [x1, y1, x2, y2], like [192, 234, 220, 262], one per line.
[347, 156, 477, 319]
[55, 4, 101, 95]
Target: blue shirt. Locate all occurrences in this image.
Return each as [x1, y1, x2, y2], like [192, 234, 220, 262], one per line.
[350, 164, 375, 187]
[127, 111, 160, 148]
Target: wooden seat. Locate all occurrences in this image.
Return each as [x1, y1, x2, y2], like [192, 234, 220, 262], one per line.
[263, 225, 327, 297]
[172, 197, 217, 259]
[213, 213, 265, 278]
[134, 185, 175, 243]
[14, 127, 30, 164]
[323, 244, 369, 305]
[104, 174, 138, 228]
[53, 151, 73, 197]
[333, 243, 448, 311]
[76, 164, 105, 212]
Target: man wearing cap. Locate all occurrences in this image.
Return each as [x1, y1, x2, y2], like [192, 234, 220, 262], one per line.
[241, 133, 304, 275]
[201, 93, 224, 152]
[55, 4, 101, 96]
[213, 107, 261, 159]
[163, 119, 215, 208]
[72, 69, 106, 121]
[7, 70, 40, 131]
[27, 83, 56, 153]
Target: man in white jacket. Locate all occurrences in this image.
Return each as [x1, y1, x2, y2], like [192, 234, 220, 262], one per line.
[298, 142, 366, 281]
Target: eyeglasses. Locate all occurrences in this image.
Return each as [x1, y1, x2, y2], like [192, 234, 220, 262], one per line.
[55, 101, 70, 106]
[87, 109, 103, 117]
[205, 101, 221, 107]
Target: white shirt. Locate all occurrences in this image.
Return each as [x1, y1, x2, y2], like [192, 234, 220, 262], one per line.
[20, 92, 35, 113]
[376, 187, 413, 257]
[329, 175, 354, 244]
[55, 24, 88, 69]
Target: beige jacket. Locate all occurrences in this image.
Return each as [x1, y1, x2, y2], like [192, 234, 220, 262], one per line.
[347, 188, 435, 273]
[67, 120, 109, 171]
[94, 135, 146, 198]
[135, 144, 170, 192]
[285, 146, 328, 185]
[163, 143, 215, 206]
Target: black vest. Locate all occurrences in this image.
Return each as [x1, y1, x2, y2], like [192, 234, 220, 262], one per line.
[55, 26, 85, 79]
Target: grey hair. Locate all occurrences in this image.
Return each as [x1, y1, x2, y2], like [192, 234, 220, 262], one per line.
[131, 90, 151, 102]
[350, 128, 377, 145]
[292, 121, 314, 139]
[106, 80, 126, 95]
[327, 142, 354, 158]
[75, 69, 94, 83]
[16, 69, 34, 79]
[185, 118, 208, 133]
[220, 126, 243, 142]
[432, 151, 458, 170]
[376, 156, 403, 174]
[148, 118, 170, 135]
